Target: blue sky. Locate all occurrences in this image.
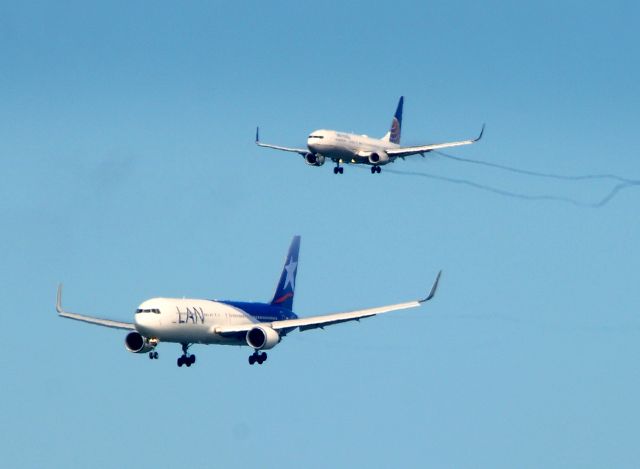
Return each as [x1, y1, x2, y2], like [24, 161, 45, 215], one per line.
[1, 1, 639, 467]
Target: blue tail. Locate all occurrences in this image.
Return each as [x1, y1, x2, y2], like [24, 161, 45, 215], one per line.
[270, 236, 301, 311]
[388, 96, 403, 144]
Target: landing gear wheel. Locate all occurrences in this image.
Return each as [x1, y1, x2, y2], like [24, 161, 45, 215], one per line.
[333, 167, 338, 174]
[153, 351, 159, 359]
[249, 350, 267, 365]
[178, 354, 195, 367]
[177, 343, 195, 368]
[371, 166, 376, 174]
[149, 352, 154, 359]
[339, 167, 344, 174]
[376, 166, 382, 173]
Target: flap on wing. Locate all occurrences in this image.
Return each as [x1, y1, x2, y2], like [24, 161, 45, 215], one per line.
[256, 142, 309, 155]
[298, 314, 376, 332]
[56, 284, 135, 330]
[213, 272, 441, 335]
[386, 125, 484, 158]
[211, 302, 418, 335]
[58, 311, 135, 330]
[255, 127, 308, 155]
[271, 301, 420, 332]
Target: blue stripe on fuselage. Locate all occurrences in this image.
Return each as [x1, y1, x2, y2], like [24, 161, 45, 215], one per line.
[217, 300, 298, 323]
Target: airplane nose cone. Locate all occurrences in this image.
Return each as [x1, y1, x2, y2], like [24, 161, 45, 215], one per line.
[134, 313, 155, 334]
[307, 140, 317, 152]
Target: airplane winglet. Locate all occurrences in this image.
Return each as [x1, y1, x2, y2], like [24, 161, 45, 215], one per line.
[420, 270, 442, 303]
[255, 126, 260, 143]
[56, 283, 64, 314]
[474, 124, 485, 142]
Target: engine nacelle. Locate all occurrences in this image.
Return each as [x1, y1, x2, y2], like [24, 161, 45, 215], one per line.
[125, 331, 157, 353]
[304, 153, 325, 166]
[368, 151, 390, 165]
[246, 326, 280, 350]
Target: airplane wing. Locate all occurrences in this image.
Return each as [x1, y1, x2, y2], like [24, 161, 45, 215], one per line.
[255, 127, 308, 156]
[55, 284, 135, 330]
[386, 125, 484, 158]
[215, 271, 441, 335]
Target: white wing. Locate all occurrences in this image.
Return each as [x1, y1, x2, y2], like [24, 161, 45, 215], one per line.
[56, 284, 135, 330]
[386, 125, 484, 158]
[214, 271, 441, 335]
[255, 127, 308, 156]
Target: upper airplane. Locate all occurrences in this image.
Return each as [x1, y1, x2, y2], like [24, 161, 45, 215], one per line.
[256, 96, 484, 174]
[56, 236, 441, 367]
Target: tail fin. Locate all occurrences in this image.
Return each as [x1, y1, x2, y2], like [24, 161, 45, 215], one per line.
[382, 96, 403, 144]
[270, 236, 301, 311]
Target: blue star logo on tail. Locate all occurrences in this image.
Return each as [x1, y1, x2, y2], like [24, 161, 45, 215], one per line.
[270, 236, 301, 310]
[283, 258, 297, 290]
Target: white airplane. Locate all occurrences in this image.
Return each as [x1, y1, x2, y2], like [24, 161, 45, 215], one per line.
[256, 96, 484, 174]
[56, 236, 441, 367]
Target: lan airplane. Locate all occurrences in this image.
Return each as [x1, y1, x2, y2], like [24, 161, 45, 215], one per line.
[256, 96, 483, 174]
[56, 236, 441, 367]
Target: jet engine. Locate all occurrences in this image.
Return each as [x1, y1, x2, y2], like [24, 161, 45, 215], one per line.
[368, 151, 390, 165]
[246, 326, 280, 350]
[125, 331, 157, 353]
[304, 153, 325, 166]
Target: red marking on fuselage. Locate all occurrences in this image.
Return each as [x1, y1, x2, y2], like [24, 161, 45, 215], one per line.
[273, 292, 293, 304]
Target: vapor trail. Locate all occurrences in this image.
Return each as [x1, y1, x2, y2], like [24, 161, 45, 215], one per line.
[434, 151, 640, 184]
[377, 168, 640, 208]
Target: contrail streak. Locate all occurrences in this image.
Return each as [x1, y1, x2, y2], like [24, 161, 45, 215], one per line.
[434, 151, 639, 184]
[357, 166, 640, 208]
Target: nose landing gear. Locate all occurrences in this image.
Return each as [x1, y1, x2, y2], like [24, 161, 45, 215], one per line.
[248, 351, 268, 365]
[177, 343, 196, 367]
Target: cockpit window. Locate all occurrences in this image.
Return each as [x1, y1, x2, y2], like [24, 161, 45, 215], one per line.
[308, 135, 324, 139]
[136, 308, 160, 314]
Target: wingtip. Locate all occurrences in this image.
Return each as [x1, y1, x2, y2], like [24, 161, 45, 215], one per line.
[420, 270, 442, 303]
[255, 126, 260, 143]
[56, 283, 64, 314]
[475, 124, 485, 141]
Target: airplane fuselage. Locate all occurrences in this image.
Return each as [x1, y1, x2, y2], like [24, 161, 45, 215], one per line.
[306, 129, 400, 165]
[134, 297, 297, 346]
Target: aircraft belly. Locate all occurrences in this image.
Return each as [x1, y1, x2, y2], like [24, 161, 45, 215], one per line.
[154, 323, 245, 346]
[322, 145, 354, 161]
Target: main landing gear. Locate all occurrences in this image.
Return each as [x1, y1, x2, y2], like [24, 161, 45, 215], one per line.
[177, 343, 196, 367]
[148, 351, 159, 359]
[248, 351, 267, 365]
[370, 165, 381, 174]
[333, 163, 344, 174]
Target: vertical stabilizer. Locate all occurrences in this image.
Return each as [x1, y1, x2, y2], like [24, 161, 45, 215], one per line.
[382, 96, 404, 144]
[270, 236, 301, 311]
